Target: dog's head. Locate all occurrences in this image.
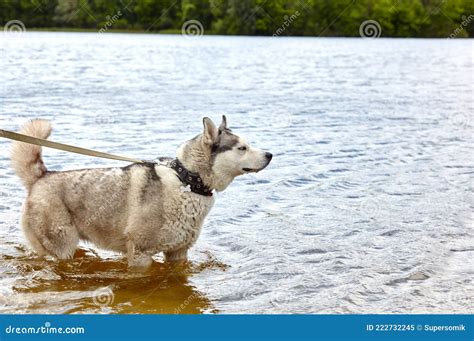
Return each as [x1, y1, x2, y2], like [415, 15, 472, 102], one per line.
[176, 116, 272, 191]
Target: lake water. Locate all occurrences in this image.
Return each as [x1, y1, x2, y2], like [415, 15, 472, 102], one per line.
[0, 32, 472, 314]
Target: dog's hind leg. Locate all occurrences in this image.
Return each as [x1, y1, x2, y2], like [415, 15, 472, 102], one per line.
[21, 215, 49, 257]
[22, 196, 79, 259]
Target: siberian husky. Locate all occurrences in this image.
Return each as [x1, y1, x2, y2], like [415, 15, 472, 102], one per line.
[10, 116, 272, 269]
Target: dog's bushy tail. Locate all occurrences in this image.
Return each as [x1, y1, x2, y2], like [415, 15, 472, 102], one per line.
[11, 119, 52, 191]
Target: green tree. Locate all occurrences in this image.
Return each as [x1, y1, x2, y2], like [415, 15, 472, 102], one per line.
[134, 0, 179, 31]
[53, 0, 95, 27]
[0, 0, 472, 37]
[181, 0, 212, 29]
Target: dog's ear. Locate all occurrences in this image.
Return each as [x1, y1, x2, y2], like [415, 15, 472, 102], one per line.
[218, 115, 227, 132]
[202, 117, 218, 145]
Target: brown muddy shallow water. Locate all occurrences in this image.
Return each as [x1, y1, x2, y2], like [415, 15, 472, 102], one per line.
[0, 33, 473, 314]
[0, 243, 226, 314]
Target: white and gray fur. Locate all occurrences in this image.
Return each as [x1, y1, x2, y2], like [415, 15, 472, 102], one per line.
[9, 116, 272, 270]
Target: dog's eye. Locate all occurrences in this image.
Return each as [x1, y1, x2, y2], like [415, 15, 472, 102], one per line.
[238, 146, 247, 151]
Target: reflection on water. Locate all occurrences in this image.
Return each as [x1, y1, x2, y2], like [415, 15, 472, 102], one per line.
[0, 245, 223, 314]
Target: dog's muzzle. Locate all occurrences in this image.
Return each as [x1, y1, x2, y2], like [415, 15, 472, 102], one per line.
[243, 152, 273, 173]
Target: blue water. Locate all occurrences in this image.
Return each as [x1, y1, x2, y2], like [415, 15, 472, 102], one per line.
[0, 32, 472, 313]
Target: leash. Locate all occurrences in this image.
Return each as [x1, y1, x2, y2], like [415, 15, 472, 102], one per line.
[0, 129, 214, 196]
[0, 129, 145, 164]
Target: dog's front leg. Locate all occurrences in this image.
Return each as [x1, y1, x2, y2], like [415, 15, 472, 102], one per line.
[164, 247, 188, 262]
[126, 241, 153, 271]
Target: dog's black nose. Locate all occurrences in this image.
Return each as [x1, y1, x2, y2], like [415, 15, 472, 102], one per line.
[265, 152, 273, 160]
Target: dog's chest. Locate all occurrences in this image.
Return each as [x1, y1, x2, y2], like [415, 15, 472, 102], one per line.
[163, 192, 214, 250]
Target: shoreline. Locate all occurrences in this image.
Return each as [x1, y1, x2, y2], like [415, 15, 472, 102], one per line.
[16, 28, 473, 39]
[27, 27, 183, 34]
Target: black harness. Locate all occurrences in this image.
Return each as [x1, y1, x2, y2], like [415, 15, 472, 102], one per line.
[167, 158, 213, 197]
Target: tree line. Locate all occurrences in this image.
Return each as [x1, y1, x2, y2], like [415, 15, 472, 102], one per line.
[1, 0, 473, 37]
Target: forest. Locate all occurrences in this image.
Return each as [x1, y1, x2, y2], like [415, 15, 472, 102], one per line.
[1, 0, 473, 37]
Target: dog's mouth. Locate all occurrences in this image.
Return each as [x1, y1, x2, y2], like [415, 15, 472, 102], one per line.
[242, 167, 258, 173]
[242, 165, 267, 173]
[242, 155, 272, 174]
